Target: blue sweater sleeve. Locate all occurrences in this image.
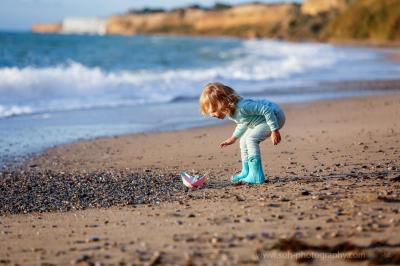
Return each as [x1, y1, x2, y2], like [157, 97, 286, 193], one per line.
[242, 100, 280, 131]
[233, 123, 248, 138]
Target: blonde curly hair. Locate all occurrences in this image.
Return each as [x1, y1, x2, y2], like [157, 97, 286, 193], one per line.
[199, 82, 241, 116]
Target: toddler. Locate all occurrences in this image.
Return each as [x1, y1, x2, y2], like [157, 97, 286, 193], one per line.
[199, 82, 285, 184]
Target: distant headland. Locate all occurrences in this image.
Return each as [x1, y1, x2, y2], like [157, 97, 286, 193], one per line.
[32, 0, 400, 45]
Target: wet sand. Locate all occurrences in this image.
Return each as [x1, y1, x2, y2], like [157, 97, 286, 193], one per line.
[1, 92, 400, 265]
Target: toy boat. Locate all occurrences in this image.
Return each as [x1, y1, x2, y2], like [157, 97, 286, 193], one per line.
[180, 172, 207, 188]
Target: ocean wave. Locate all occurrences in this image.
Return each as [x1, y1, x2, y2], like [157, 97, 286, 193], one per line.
[0, 105, 33, 118]
[0, 39, 339, 118]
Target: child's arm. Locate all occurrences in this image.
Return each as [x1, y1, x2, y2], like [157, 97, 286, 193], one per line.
[220, 123, 247, 148]
[220, 135, 238, 148]
[233, 123, 247, 139]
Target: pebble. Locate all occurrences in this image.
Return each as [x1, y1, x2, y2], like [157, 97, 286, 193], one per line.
[260, 232, 275, 239]
[235, 195, 245, 201]
[244, 234, 257, 241]
[356, 225, 364, 232]
[330, 231, 340, 238]
[301, 190, 310, 196]
[71, 255, 93, 265]
[211, 237, 220, 244]
[0, 169, 183, 214]
[326, 218, 335, 223]
[279, 196, 290, 202]
[86, 236, 100, 242]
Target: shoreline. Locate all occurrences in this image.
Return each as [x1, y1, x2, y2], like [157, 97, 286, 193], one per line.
[1, 92, 400, 265]
[3, 78, 400, 171]
[25, 91, 400, 173]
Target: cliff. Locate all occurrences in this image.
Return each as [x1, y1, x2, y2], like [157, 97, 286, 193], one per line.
[106, 3, 300, 39]
[301, 0, 351, 15]
[31, 0, 400, 45]
[321, 0, 400, 44]
[32, 23, 62, 33]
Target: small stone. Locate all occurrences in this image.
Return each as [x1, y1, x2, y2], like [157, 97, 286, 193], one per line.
[301, 190, 310, 196]
[335, 209, 344, 216]
[266, 203, 280, 208]
[326, 218, 335, 223]
[245, 234, 257, 241]
[211, 237, 220, 244]
[235, 195, 245, 201]
[260, 232, 274, 239]
[71, 255, 92, 265]
[330, 231, 340, 238]
[372, 223, 380, 229]
[86, 236, 100, 242]
[356, 225, 364, 232]
[279, 196, 290, 202]
[242, 217, 253, 223]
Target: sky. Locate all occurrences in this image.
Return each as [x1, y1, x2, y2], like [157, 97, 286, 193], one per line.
[0, 0, 302, 31]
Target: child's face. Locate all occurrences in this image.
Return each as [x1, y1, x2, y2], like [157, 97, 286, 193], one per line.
[211, 111, 225, 119]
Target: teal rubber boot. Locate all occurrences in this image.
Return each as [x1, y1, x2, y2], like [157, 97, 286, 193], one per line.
[231, 161, 249, 184]
[241, 156, 265, 184]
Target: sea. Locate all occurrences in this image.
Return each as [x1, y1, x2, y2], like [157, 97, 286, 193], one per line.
[1, 31, 400, 165]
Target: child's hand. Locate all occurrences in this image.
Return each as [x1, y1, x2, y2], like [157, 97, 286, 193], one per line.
[271, 130, 281, 145]
[220, 136, 237, 148]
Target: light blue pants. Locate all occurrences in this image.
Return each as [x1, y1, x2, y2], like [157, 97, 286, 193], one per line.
[239, 109, 286, 161]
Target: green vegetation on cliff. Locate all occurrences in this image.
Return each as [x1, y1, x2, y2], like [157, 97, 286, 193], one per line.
[322, 0, 400, 43]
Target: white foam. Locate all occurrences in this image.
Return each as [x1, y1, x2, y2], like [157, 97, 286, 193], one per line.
[0, 105, 33, 118]
[0, 39, 340, 118]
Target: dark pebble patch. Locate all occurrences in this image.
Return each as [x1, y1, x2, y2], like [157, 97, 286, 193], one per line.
[0, 169, 184, 215]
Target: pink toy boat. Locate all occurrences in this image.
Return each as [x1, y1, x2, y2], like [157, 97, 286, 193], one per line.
[180, 172, 207, 188]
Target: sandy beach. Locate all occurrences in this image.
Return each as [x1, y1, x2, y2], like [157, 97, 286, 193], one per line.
[1, 92, 400, 265]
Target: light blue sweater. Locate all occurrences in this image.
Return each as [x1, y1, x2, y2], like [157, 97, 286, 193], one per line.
[228, 98, 284, 138]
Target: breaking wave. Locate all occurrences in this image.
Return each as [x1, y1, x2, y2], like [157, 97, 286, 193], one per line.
[0, 39, 343, 118]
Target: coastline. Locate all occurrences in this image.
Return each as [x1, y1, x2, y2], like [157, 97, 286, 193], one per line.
[1, 92, 400, 265]
[30, 0, 400, 47]
[2, 77, 400, 171]
[24, 91, 400, 173]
